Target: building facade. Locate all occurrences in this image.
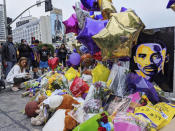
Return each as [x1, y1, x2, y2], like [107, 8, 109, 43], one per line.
[13, 8, 64, 45]
[13, 16, 52, 45]
[0, 4, 6, 43]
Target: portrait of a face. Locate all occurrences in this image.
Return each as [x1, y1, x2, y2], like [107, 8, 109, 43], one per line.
[130, 27, 174, 92]
[134, 43, 167, 80]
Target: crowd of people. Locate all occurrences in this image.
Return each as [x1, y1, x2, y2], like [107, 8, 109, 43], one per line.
[0, 35, 68, 91]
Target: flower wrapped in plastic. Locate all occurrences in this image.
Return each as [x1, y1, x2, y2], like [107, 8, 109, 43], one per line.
[73, 112, 111, 131]
[83, 82, 111, 113]
[107, 62, 129, 97]
[48, 73, 68, 91]
[70, 77, 89, 97]
[113, 112, 150, 131]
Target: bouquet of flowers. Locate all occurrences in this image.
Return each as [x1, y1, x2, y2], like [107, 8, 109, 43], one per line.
[83, 82, 111, 113]
[46, 72, 68, 96]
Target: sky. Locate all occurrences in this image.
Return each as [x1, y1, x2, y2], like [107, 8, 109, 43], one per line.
[0, 0, 175, 29]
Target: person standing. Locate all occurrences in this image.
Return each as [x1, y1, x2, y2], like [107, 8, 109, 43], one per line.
[31, 40, 40, 79]
[2, 35, 17, 77]
[57, 44, 67, 67]
[38, 45, 50, 74]
[18, 39, 33, 68]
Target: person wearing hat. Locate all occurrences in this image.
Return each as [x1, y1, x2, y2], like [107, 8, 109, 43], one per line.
[2, 35, 17, 77]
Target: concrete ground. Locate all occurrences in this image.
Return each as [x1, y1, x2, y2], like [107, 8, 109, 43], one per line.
[0, 88, 43, 131]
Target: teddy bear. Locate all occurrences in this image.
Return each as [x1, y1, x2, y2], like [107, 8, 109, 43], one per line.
[31, 95, 48, 126]
[42, 94, 80, 131]
[64, 109, 78, 131]
[56, 94, 80, 110]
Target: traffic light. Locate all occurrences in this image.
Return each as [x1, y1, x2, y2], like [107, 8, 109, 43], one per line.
[7, 17, 12, 35]
[45, 0, 53, 12]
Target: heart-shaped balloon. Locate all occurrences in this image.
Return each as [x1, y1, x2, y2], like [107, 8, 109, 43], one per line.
[48, 57, 59, 71]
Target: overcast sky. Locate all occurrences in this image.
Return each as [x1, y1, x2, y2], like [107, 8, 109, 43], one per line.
[0, 0, 175, 29]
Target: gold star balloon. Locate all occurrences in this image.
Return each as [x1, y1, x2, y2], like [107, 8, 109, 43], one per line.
[92, 10, 145, 60]
[100, 0, 117, 20]
[171, 3, 175, 11]
[98, 0, 112, 9]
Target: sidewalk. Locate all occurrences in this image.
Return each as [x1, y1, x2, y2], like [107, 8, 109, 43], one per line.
[0, 89, 42, 131]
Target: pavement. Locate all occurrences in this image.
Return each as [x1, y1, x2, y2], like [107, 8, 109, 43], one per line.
[0, 88, 43, 131]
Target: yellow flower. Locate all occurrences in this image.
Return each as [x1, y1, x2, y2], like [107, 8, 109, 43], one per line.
[46, 90, 52, 96]
[106, 79, 112, 88]
[48, 84, 52, 90]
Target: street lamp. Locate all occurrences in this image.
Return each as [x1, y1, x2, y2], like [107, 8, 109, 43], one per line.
[3, 0, 8, 40]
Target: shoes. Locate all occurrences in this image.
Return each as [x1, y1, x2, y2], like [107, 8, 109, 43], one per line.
[11, 86, 20, 92]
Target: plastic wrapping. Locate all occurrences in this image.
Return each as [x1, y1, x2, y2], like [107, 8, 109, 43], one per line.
[104, 95, 131, 118]
[73, 112, 109, 131]
[92, 63, 110, 83]
[127, 73, 159, 104]
[113, 112, 148, 131]
[108, 63, 129, 96]
[83, 82, 110, 113]
[70, 77, 89, 97]
[68, 105, 89, 124]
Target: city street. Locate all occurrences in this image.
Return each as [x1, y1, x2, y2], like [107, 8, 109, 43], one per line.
[0, 88, 42, 131]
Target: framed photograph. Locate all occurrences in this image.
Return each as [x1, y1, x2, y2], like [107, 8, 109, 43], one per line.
[104, 95, 131, 116]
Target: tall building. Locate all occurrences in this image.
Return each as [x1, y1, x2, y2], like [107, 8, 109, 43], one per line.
[0, 4, 6, 43]
[13, 16, 52, 45]
[13, 8, 64, 45]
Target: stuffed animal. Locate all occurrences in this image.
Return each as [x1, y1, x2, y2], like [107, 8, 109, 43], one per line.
[42, 94, 80, 131]
[37, 95, 47, 107]
[64, 109, 78, 131]
[31, 108, 47, 126]
[56, 94, 80, 110]
[42, 109, 78, 131]
[31, 95, 48, 126]
[25, 101, 39, 117]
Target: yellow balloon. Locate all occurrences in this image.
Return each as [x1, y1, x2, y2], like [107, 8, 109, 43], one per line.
[65, 67, 80, 81]
[98, 0, 112, 9]
[92, 10, 145, 60]
[92, 63, 110, 83]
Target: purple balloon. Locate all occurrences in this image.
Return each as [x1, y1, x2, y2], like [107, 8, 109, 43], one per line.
[167, 0, 175, 8]
[81, 0, 100, 11]
[77, 17, 108, 54]
[69, 53, 81, 65]
[63, 14, 79, 34]
[120, 7, 128, 12]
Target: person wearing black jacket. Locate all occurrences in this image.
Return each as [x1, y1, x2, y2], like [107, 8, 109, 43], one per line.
[57, 44, 67, 67]
[18, 39, 33, 68]
[2, 35, 17, 77]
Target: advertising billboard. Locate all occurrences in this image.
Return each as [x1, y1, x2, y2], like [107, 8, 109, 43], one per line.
[50, 9, 64, 44]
